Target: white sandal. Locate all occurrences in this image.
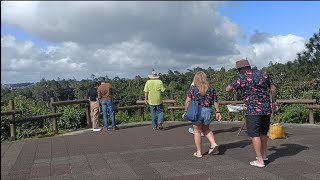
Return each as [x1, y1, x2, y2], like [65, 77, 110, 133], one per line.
[208, 145, 219, 155]
[193, 152, 202, 158]
[249, 160, 265, 168]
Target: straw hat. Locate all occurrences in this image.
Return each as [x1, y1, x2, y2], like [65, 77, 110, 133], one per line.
[148, 70, 159, 79]
[236, 59, 251, 69]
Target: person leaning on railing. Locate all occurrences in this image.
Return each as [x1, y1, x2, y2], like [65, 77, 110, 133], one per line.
[87, 80, 101, 132]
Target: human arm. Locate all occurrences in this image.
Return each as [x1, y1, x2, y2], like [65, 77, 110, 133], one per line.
[270, 84, 278, 112]
[144, 92, 149, 105]
[97, 87, 101, 101]
[265, 72, 278, 112]
[160, 80, 165, 92]
[182, 97, 191, 118]
[214, 102, 222, 121]
[226, 78, 240, 92]
[182, 86, 193, 118]
[144, 82, 149, 104]
[211, 87, 222, 121]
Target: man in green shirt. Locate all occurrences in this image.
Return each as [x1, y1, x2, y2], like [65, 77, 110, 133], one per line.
[144, 70, 166, 130]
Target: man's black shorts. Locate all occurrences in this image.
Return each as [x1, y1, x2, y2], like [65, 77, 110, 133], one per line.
[246, 115, 271, 137]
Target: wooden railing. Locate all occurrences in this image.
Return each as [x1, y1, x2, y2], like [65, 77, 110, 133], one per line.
[136, 100, 176, 121]
[1, 100, 61, 140]
[167, 99, 318, 123]
[2, 97, 318, 141]
[305, 105, 320, 124]
[115, 100, 176, 122]
[50, 97, 91, 130]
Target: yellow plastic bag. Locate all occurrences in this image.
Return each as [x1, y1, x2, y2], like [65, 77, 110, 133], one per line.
[269, 123, 286, 140]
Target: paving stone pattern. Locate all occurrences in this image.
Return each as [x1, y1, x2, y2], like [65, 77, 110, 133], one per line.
[1, 121, 320, 180]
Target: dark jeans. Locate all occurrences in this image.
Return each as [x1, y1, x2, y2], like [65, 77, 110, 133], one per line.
[101, 100, 116, 128]
[150, 104, 164, 128]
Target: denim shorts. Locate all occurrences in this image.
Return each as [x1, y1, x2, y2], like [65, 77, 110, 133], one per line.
[192, 107, 212, 125]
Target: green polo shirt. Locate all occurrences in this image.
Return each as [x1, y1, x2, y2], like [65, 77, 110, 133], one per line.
[144, 79, 165, 105]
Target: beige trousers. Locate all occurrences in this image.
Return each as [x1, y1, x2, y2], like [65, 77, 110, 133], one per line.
[90, 101, 100, 128]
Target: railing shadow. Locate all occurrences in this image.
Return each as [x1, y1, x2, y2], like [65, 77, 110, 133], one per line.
[266, 144, 309, 164]
[164, 122, 192, 131]
[203, 139, 252, 155]
[213, 127, 240, 135]
[117, 123, 150, 130]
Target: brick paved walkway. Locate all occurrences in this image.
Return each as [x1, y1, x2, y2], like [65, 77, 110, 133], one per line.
[1, 121, 320, 180]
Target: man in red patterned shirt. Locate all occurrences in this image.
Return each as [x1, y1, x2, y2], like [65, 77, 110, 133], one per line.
[226, 59, 277, 168]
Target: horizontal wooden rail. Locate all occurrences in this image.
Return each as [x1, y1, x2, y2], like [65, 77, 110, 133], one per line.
[117, 105, 146, 110]
[305, 105, 320, 109]
[277, 99, 316, 104]
[51, 99, 89, 106]
[10, 113, 62, 124]
[136, 99, 176, 104]
[1, 109, 22, 116]
[168, 106, 184, 110]
[219, 101, 244, 105]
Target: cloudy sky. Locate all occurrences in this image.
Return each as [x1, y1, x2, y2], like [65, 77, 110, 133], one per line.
[1, 1, 319, 84]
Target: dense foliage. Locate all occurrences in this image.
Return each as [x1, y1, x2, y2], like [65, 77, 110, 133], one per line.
[1, 30, 319, 141]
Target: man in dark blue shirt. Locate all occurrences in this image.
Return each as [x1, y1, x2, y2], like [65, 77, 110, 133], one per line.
[88, 80, 101, 131]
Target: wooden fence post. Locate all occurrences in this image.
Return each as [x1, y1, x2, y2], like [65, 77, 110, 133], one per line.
[9, 100, 16, 141]
[170, 101, 175, 121]
[140, 107, 144, 122]
[84, 96, 92, 128]
[50, 97, 58, 134]
[307, 96, 314, 124]
[309, 108, 314, 124]
[234, 93, 239, 121]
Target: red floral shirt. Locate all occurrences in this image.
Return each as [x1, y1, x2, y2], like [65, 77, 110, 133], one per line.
[187, 85, 218, 107]
[229, 70, 274, 115]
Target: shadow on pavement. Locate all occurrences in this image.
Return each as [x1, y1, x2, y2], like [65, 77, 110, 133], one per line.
[267, 144, 309, 164]
[214, 127, 240, 135]
[202, 139, 252, 156]
[164, 123, 191, 131]
[117, 123, 150, 130]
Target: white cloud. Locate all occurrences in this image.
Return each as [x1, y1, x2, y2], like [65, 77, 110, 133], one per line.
[1, 1, 307, 84]
[219, 34, 306, 69]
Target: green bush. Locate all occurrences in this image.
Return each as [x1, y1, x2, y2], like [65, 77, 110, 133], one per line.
[115, 111, 131, 124]
[14, 95, 51, 139]
[57, 105, 86, 130]
[275, 104, 309, 123]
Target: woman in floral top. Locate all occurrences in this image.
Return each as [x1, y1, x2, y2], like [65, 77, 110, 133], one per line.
[183, 71, 222, 158]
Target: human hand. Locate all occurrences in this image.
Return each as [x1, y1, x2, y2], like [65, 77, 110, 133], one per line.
[216, 113, 222, 121]
[272, 102, 279, 112]
[182, 112, 186, 119]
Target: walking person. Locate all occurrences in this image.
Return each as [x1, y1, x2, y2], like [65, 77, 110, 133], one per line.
[88, 80, 101, 131]
[98, 77, 118, 131]
[183, 71, 222, 158]
[187, 83, 204, 137]
[226, 59, 277, 168]
[144, 69, 166, 130]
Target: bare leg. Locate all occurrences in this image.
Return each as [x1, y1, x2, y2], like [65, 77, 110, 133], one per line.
[252, 137, 265, 165]
[260, 135, 268, 159]
[193, 124, 202, 155]
[202, 125, 218, 147]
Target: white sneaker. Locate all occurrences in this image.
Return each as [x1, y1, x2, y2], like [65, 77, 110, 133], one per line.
[188, 128, 204, 136]
[93, 128, 102, 132]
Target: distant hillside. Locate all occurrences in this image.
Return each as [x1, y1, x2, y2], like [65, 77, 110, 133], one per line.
[1, 83, 34, 89]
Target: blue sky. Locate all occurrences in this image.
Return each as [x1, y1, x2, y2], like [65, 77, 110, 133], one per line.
[219, 1, 320, 41]
[1, 1, 319, 84]
[1, 23, 60, 48]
